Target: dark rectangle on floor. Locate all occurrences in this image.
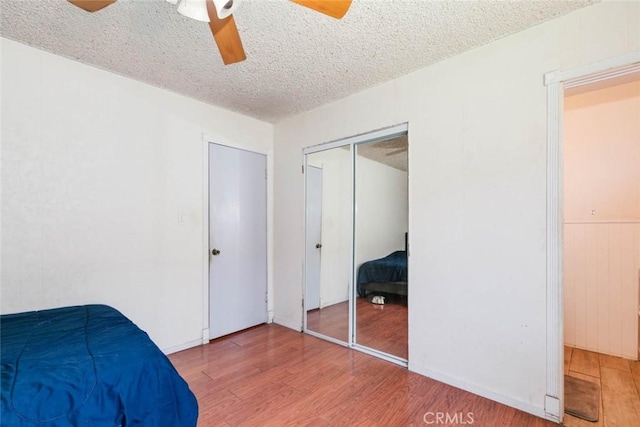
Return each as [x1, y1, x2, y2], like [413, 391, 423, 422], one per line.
[565, 375, 600, 422]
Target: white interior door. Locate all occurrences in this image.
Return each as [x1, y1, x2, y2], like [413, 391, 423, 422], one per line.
[209, 143, 267, 339]
[305, 166, 323, 311]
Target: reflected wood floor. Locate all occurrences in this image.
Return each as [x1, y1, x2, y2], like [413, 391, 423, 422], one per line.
[169, 324, 556, 426]
[564, 346, 640, 427]
[306, 301, 349, 342]
[356, 297, 408, 359]
[306, 297, 408, 359]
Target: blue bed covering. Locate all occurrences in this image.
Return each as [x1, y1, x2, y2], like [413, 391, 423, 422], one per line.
[1, 304, 198, 426]
[357, 250, 408, 297]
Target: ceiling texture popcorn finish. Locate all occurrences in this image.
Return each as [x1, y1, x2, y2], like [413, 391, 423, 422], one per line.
[1, 0, 597, 123]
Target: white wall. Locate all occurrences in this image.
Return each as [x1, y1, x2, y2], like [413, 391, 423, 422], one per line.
[564, 80, 640, 222]
[355, 153, 408, 270]
[273, 0, 640, 418]
[564, 80, 640, 359]
[0, 39, 273, 352]
[564, 223, 640, 358]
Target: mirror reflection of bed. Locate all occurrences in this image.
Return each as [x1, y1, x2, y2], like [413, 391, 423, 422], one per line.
[356, 250, 408, 358]
[355, 137, 408, 359]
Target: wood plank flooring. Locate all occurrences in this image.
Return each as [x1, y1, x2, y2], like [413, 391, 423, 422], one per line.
[169, 324, 555, 426]
[564, 346, 640, 427]
[306, 297, 408, 359]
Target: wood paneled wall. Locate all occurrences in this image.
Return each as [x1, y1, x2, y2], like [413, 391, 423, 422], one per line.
[564, 222, 640, 359]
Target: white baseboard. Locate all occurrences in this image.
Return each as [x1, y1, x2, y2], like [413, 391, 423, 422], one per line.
[273, 316, 302, 332]
[545, 395, 561, 422]
[320, 296, 348, 309]
[162, 338, 203, 355]
[409, 363, 547, 421]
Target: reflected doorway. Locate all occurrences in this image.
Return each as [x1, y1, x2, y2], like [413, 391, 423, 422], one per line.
[304, 147, 351, 343]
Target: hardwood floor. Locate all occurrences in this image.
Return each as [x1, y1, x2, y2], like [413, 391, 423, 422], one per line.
[564, 346, 640, 427]
[169, 324, 555, 426]
[306, 297, 408, 359]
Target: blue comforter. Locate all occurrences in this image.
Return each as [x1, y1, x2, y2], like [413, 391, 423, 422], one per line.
[1, 305, 198, 426]
[357, 250, 408, 296]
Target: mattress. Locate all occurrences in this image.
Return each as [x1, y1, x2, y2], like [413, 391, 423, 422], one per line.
[357, 250, 408, 297]
[1, 304, 198, 426]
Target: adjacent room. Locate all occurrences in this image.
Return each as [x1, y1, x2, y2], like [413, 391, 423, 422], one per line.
[1, 0, 639, 425]
[563, 73, 640, 426]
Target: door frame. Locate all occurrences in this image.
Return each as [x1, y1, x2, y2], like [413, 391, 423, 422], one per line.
[304, 165, 323, 312]
[201, 134, 272, 343]
[544, 52, 640, 422]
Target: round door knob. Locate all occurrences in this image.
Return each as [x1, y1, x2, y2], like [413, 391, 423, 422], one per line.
[315, 243, 322, 249]
[212, 248, 221, 256]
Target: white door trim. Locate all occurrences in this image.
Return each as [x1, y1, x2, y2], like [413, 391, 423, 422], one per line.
[201, 134, 272, 343]
[303, 123, 408, 155]
[544, 52, 640, 423]
[305, 165, 323, 311]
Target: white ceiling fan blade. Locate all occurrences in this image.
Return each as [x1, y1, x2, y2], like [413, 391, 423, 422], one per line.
[177, 0, 210, 22]
[211, 0, 242, 20]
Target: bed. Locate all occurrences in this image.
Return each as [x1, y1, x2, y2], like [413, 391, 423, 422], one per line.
[357, 250, 408, 298]
[1, 304, 198, 426]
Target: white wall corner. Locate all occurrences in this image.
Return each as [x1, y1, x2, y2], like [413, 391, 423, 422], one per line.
[544, 395, 561, 422]
[201, 328, 210, 344]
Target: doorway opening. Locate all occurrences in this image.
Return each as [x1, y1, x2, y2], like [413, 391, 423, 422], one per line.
[545, 54, 640, 423]
[562, 71, 640, 425]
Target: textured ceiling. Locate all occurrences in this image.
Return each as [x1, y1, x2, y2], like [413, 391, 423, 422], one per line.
[356, 135, 407, 172]
[1, 0, 596, 123]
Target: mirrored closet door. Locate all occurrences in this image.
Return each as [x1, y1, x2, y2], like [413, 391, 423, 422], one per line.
[303, 123, 409, 364]
[304, 146, 352, 343]
[353, 136, 408, 360]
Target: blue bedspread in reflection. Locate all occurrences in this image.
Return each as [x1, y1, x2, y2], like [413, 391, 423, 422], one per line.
[1, 304, 198, 427]
[357, 250, 408, 296]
